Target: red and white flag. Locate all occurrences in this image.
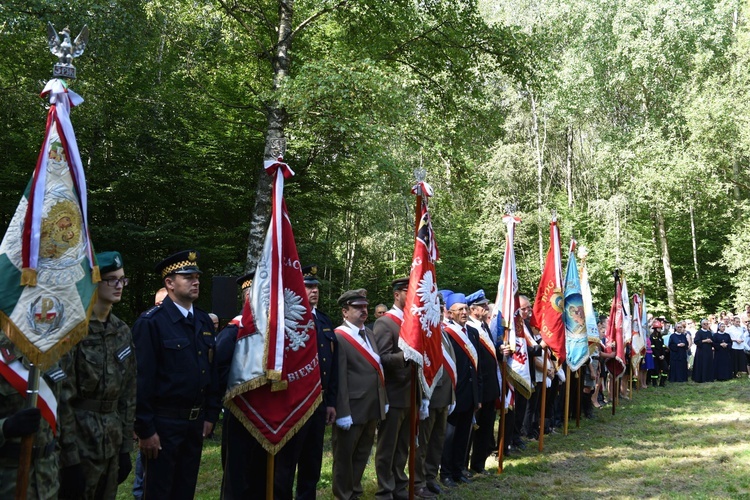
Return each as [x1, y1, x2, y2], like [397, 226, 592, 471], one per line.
[224, 158, 321, 454]
[531, 216, 566, 364]
[399, 181, 443, 400]
[604, 270, 625, 378]
[489, 214, 533, 398]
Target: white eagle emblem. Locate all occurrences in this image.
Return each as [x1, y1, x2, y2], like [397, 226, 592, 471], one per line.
[409, 270, 441, 336]
[283, 288, 312, 351]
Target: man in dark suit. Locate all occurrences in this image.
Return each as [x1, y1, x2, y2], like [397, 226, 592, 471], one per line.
[373, 277, 411, 500]
[439, 292, 481, 487]
[215, 271, 268, 499]
[274, 265, 338, 499]
[132, 250, 220, 499]
[466, 290, 500, 475]
[332, 289, 387, 500]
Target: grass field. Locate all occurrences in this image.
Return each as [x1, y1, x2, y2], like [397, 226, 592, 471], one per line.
[117, 376, 750, 499]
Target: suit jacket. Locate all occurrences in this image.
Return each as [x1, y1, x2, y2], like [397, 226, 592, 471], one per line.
[468, 319, 500, 403]
[313, 308, 339, 408]
[447, 323, 481, 413]
[335, 324, 387, 424]
[373, 309, 412, 408]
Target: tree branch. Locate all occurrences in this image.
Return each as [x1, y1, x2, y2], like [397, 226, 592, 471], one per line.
[289, 0, 351, 41]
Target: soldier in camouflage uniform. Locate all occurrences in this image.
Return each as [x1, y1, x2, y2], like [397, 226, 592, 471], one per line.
[0, 329, 73, 499]
[59, 251, 137, 499]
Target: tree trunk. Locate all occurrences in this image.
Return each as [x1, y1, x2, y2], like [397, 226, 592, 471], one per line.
[689, 202, 700, 279]
[530, 89, 544, 268]
[245, 0, 293, 271]
[566, 124, 574, 208]
[656, 209, 676, 314]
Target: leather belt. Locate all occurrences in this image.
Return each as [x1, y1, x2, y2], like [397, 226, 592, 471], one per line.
[155, 406, 204, 421]
[72, 398, 117, 413]
[0, 439, 56, 460]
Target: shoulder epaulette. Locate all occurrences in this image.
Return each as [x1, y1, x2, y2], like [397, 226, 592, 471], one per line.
[141, 304, 162, 318]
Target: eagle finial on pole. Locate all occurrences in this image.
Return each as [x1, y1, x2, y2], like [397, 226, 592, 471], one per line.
[47, 22, 89, 79]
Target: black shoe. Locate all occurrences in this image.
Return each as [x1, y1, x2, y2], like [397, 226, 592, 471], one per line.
[440, 476, 457, 488]
[426, 481, 442, 495]
[462, 468, 475, 478]
[458, 475, 473, 484]
[513, 439, 526, 450]
[471, 468, 491, 476]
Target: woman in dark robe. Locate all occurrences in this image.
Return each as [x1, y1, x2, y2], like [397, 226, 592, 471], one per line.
[691, 319, 714, 383]
[713, 322, 733, 381]
[668, 321, 689, 382]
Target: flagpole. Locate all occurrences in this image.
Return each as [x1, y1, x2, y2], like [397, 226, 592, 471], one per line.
[15, 365, 39, 500]
[407, 174, 423, 500]
[575, 371, 581, 428]
[538, 348, 548, 452]
[497, 358, 507, 473]
[266, 452, 274, 500]
[563, 365, 570, 436]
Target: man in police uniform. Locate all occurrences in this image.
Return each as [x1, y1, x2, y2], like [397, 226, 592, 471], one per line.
[215, 270, 268, 499]
[373, 277, 412, 500]
[332, 289, 387, 500]
[132, 250, 220, 499]
[274, 265, 338, 499]
[59, 251, 137, 499]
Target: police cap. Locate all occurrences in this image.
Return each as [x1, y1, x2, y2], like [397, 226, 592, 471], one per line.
[155, 250, 202, 279]
[236, 270, 256, 291]
[302, 265, 320, 286]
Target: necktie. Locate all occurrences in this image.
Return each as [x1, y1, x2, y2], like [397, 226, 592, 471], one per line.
[359, 330, 367, 342]
[186, 312, 194, 324]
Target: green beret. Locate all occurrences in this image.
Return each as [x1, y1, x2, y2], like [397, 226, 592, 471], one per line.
[97, 251, 123, 275]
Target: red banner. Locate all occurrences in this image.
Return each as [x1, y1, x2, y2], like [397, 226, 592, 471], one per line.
[224, 158, 321, 454]
[530, 218, 566, 364]
[399, 181, 443, 400]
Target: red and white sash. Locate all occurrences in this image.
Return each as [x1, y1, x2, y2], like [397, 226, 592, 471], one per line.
[336, 323, 385, 386]
[468, 318, 503, 393]
[0, 352, 58, 434]
[444, 322, 478, 370]
[441, 336, 457, 390]
[383, 306, 404, 327]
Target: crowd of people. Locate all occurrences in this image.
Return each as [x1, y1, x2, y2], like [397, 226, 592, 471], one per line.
[2, 247, 749, 499]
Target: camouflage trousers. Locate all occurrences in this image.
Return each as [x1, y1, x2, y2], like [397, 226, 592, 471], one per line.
[0, 453, 59, 500]
[80, 454, 119, 500]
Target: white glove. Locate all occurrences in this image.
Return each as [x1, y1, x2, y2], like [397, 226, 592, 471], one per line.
[557, 368, 566, 383]
[385, 404, 390, 415]
[448, 402, 456, 415]
[546, 377, 552, 388]
[419, 399, 430, 421]
[336, 416, 353, 430]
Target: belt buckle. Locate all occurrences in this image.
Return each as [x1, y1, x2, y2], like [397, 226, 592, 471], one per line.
[189, 407, 200, 420]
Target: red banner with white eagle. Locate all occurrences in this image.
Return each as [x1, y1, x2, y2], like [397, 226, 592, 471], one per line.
[399, 181, 443, 400]
[530, 217, 566, 364]
[224, 158, 322, 454]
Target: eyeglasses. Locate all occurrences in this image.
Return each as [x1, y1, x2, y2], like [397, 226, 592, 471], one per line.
[104, 277, 130, 287]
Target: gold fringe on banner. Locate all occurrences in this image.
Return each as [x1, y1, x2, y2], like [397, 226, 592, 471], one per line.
[20, 268, 37, 287]
[224, 392, 322, 455]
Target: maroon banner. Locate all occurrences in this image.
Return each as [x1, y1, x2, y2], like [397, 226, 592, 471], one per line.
[224, 159, 321, 454]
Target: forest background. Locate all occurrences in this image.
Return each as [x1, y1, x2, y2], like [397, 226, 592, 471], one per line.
[2, 0, 750, 324]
